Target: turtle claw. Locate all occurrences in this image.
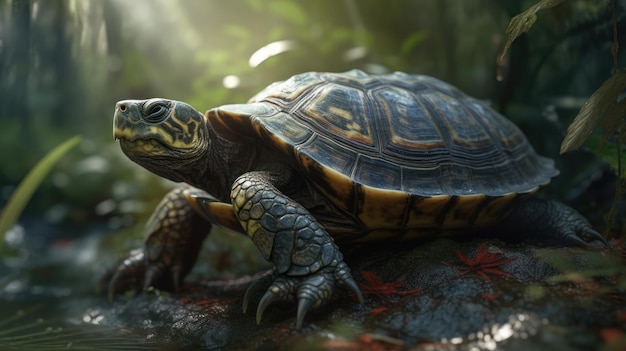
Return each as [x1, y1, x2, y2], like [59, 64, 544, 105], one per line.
[243, 273, 274, 314]
[101, 248, 186, 301]
[244, 264, 362, 329]
[252, 274, 321, 328]
[256, 289, 284, 325]
[296, 298, 314, 330]
[143, 263, 183, 292]
[563, 230, 602, 247]
[504, 199, 608, 247]
[580, 228, 608, 247]
[255, 276, 297, 325]
[294, 272, 335, 329]
[106, 270, 124, 302]
[143, 264, 161, 291]
[334, 261, 364, 304]
[556, 215, 608, 248]
[101, 248, 146, 301]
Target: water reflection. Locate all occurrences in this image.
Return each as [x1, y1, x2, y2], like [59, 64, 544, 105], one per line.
[439, 313, 543, 350]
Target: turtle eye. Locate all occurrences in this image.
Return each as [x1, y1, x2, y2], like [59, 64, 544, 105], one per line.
[143, 101, 169, 123]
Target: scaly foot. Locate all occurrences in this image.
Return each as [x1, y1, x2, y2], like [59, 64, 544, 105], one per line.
[102, 186, 209, 299]
[243, 261, 362, 329]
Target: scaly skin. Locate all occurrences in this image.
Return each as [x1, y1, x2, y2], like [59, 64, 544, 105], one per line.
[103, 177, 363, 329]
[102, 187, 208, 298]
[499, 198, 607, 246]
[230, 171, 363, 329]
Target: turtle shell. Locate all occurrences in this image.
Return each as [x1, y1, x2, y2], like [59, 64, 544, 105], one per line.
[210, 70, 558, 240]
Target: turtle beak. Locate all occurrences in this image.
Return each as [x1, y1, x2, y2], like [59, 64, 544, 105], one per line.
[113, 100, 143, 141]
[113, 102, 123, 140]
[113, 122, 119, 141]
[113, 101, 128, 140]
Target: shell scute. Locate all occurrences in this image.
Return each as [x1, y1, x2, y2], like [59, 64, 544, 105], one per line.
[297, 135, 356, 176]
[250, 72, 324, 104]
[257, 112, 313, 146]
[374, 86, 446, 153]
[300, 83, 375, 148]
[353, 155, 402, 190]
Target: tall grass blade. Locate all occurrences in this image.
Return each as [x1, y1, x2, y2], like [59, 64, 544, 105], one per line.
[0, 135, 82, 249]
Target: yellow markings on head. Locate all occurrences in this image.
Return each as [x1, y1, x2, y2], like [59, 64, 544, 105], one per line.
[113, 127, 135, 141]
[148, 124, 177, 146]
[152, 108, 200, 149]
[121, 138, 166, 156]
[135, 139, 161, 153]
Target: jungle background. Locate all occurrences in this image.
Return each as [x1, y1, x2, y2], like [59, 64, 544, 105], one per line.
[0, 0, 624, 348]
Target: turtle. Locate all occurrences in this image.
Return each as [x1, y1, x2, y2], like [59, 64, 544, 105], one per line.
[104, 69, 605, 329]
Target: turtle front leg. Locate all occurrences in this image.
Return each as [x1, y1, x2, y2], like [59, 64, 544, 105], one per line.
[102, 186, 209, 299]
[231, 171, 363, 329]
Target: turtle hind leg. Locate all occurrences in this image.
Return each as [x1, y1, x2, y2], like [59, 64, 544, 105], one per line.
[501, 198, 607, 247]
[232, 171, 362, 329]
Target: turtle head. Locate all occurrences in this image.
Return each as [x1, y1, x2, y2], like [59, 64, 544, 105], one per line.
[113, 98, 209, 182]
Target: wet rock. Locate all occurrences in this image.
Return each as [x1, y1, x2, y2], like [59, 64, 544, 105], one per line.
[89, 238, 626, 350]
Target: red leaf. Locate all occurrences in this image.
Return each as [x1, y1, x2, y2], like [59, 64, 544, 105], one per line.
[358, 271, 419, 300]
[480, 292, 500, 301]
[601, 328, 624, 343]
[361, 270, 384, 286]
[442, 243, 517, 282]
[370, 306, 389, 314]
[617, 311, 626, 323]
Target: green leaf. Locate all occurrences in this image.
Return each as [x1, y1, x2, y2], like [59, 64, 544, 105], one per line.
[401, 31, 428, 55]
[599, 96, 626, 149]
[224, 24, 250, 41]
[586, 134, 621, 173]
[560, 73, 626, 154]
[0, 135, 82, 249]
[499, 0, 565, 61]
[269, 0, 306, 26]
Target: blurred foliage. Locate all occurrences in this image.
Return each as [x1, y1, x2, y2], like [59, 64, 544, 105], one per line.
[540, 248, 625, 289]
[563, 71, 625, 235]
[0, 135, 80, 252]
[501, 0, 625, 236]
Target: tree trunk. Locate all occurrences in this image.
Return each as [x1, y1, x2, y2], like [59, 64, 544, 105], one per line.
[1, 0, 31, 139]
